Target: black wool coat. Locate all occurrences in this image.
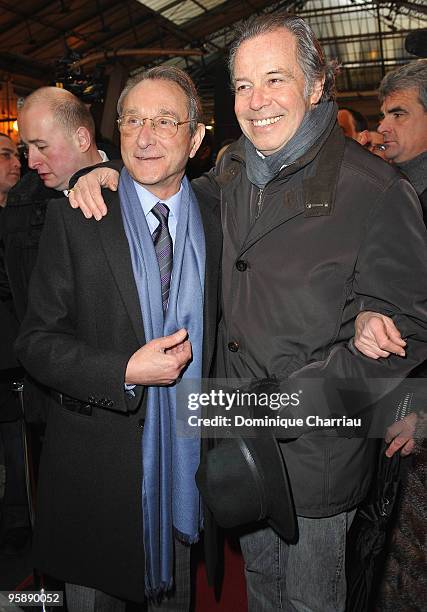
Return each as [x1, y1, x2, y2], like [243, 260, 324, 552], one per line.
[16, 187, 222, 602]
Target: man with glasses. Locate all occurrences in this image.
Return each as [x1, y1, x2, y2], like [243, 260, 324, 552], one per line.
[16, 67, 221, 611]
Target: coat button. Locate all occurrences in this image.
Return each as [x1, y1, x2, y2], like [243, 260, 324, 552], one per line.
[236, 260, 248, 272]
[228, 341, 239, 352]
[138, 419, 145, 429]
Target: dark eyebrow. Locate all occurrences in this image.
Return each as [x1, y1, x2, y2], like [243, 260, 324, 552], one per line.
[235, 68, 294, 82]
[386, 106, 408, 114]
[266, 68, 294, 78]
[121, 107, 179, 118]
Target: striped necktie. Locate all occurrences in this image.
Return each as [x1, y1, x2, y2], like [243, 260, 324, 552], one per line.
[151, 202, 173, 311]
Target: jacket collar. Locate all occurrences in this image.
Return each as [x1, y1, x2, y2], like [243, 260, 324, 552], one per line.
[227, 123, 345, 219]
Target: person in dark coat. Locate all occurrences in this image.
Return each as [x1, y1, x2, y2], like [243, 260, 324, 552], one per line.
[62, 18, 427, 612]
[378, 59, 427, 223]
[189, 15, 427, 611]
[354, 58, 427, 612]
[0, 133, 30, 555]
[1, 88, 108, 429]
[16, 66, 221, 611]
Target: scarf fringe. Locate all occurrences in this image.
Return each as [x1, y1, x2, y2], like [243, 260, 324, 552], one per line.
[174, 526, 200, 546]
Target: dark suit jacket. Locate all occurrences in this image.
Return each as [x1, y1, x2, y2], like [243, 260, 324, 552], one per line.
[0, 209, 24, 421]
[16, 187, 222, 602]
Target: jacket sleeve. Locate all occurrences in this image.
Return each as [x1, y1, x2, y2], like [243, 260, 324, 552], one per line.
[15, 202, 138, 413]
[69, 159, 124, 187]
[288, 177, 427, 405]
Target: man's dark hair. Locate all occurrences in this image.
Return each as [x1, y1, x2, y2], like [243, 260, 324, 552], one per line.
[339, 107, 368, 132]
[379, 59, 427, 112]
[228, 12, 339, 102]
[0, 132, 12, 140]
[117, 65, 203, 136]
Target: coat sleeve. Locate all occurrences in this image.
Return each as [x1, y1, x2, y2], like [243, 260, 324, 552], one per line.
[286, 177, 427, 414]
[15, 202, 138, 413]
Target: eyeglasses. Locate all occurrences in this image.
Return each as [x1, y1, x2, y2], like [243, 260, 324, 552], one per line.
[117, 115, 192, 138]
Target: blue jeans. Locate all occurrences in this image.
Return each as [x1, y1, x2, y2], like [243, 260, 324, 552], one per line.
[240, 511, 356, 612]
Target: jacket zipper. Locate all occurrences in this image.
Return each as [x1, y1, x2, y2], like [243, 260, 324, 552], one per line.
[255, 188, 264, 219]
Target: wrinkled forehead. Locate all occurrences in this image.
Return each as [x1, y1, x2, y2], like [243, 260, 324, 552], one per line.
[233, 28, 299, 78]
[381, 87, 423, 111]
[122, 79, 189, 118]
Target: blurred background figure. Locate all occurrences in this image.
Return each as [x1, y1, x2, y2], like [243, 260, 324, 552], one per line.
[0, 133, 20, 208]
[0, 133, 30, 557]
[337, 107, 370, 146]
[378, 59, 427, 222]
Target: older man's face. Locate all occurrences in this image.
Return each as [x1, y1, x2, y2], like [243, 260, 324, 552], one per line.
[0, 135, 20, 195]
[378, 87, 427, 163]
[119, 79, 205, 200]
[233, 28, 323, 156]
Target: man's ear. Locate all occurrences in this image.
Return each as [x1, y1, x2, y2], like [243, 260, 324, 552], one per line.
[74, 126, 92, 153]
[189, 123, 206, 159]
[309, 77, 325, 106]
[357, 130, 370, 147]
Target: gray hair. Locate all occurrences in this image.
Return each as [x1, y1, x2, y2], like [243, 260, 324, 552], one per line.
[379, 59, 427, 112]
[22, 87, 96, 139]
[228, 12, 338, 102]
[117, 65, 203, 135]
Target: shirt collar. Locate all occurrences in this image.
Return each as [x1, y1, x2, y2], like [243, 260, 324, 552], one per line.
[133, 181, 183, 221]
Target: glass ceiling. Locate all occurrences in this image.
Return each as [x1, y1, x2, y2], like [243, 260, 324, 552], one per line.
[136, 0, 228, 26]
[133, 0, 426, 115]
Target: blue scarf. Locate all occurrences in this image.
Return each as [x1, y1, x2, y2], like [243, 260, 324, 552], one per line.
[118, 168, 205, 596]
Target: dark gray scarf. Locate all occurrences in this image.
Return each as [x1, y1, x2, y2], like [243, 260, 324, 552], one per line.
[245, 100, 337, 188]
[397, 151, 427, 197]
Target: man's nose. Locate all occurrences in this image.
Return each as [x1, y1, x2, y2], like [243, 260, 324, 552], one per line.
[136, 120, 157, 148]
[12, 155, 21, 170]
[377, 118, 389, 134]
[249, 86, 271, 111]
[27, 147, 41, 169]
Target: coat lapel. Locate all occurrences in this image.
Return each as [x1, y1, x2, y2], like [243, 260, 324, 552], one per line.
[97, 190, 146, 346]
[197, 197, 222, 378]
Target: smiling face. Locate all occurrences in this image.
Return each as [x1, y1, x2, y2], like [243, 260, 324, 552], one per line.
[119, 78, 205, 199]
[232, 28, 323, 156]
[19, 106, 87, 191]
[378, 87, 427, 163]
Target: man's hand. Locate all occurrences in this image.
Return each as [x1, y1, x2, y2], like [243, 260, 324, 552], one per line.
[385, 412, 417, 457]
[125, 329, 192, 385]
[354, 311, 406, 359]
[68, 168, 120, 221]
